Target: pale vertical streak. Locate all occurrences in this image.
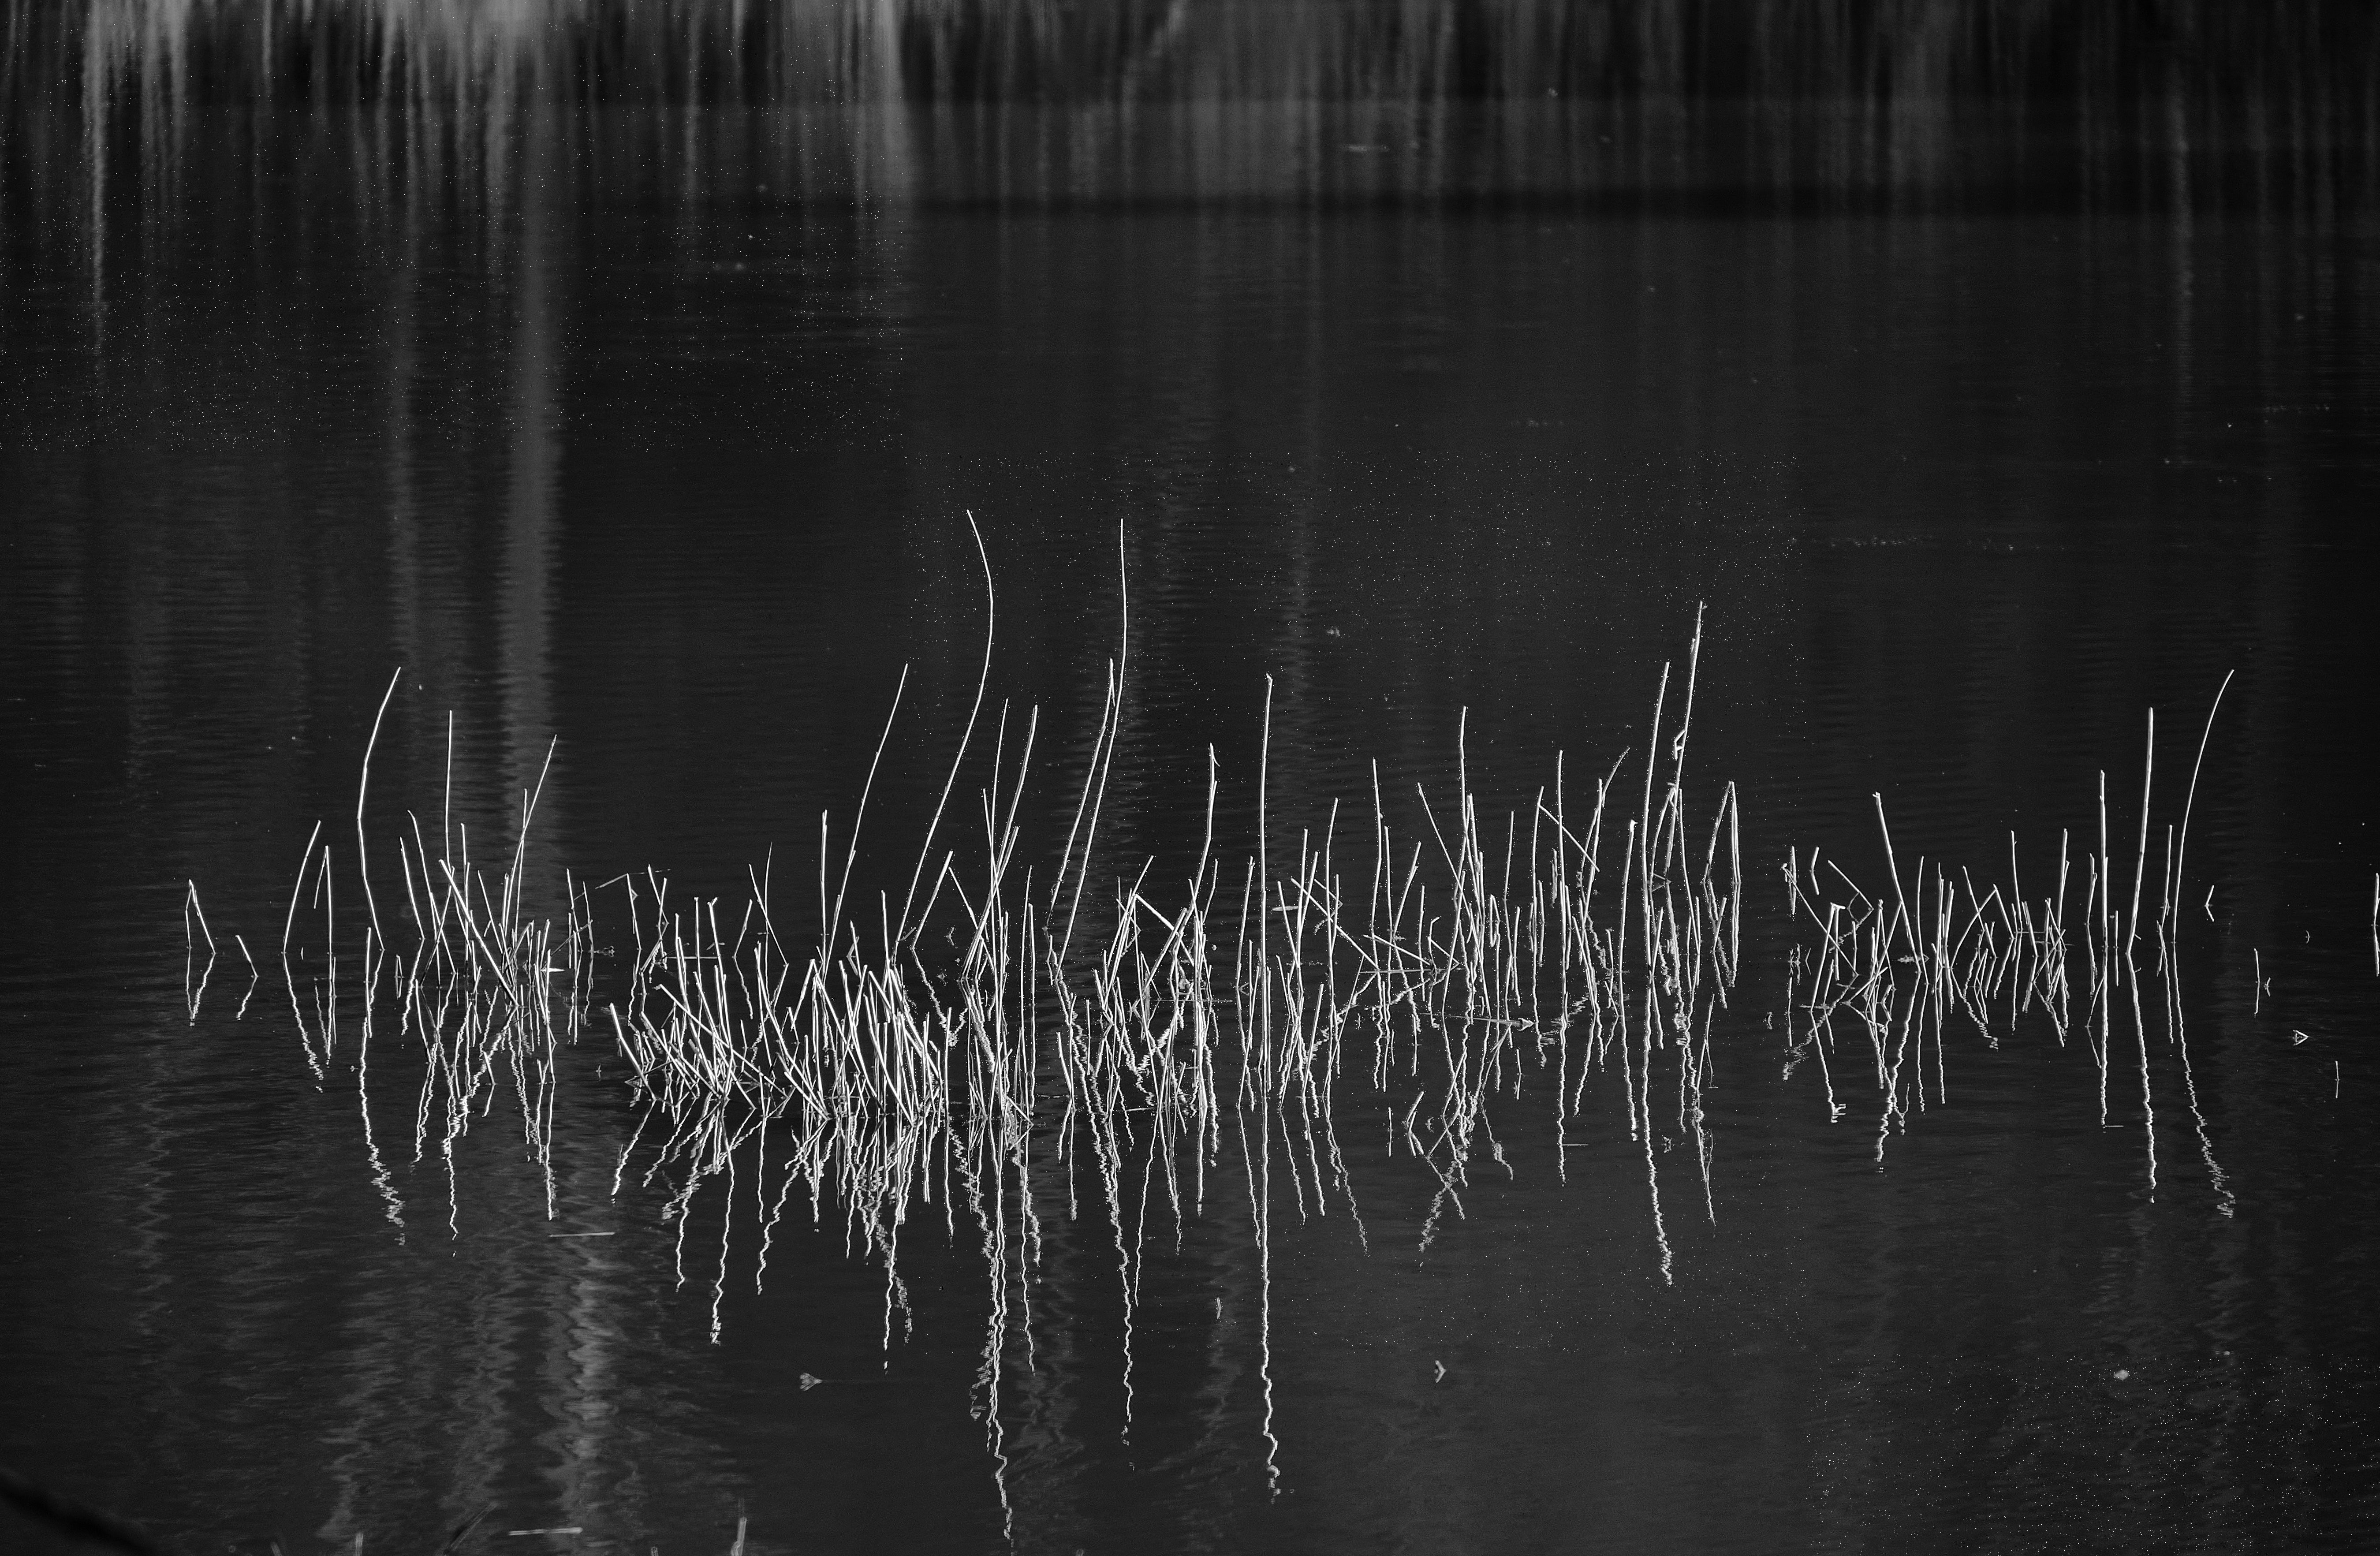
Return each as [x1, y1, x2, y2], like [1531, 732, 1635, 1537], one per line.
[503, 83, 561, 861]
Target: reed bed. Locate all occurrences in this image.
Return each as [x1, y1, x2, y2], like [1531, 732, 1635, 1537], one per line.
[229, 645, 1741, 1221]
[194, 554, 1744, 1509]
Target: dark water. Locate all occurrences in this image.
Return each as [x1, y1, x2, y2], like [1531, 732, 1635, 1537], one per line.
[6, 4, 2380, 1552]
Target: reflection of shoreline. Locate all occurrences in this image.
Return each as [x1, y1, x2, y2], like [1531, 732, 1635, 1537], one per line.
[39, 1, 2380, 106]
[22, 0, 2371, 226]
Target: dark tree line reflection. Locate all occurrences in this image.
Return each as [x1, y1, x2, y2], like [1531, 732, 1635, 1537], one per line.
[4, 0, 2374, 222]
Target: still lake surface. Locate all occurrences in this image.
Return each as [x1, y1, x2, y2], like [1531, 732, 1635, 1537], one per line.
[5, 5, 2379, 1552]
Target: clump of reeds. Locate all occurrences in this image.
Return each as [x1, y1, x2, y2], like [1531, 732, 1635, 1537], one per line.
[1782, 808, 2076, 1145]
[235, 672, 598, 1234]
[1784, 675, 2235, 1210]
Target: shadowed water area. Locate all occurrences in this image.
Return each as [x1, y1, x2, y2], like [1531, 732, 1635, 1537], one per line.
[5, 3, 2380, 1552]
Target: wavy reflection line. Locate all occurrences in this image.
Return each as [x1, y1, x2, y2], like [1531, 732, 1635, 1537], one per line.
[540, 1157, 627, 1546]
